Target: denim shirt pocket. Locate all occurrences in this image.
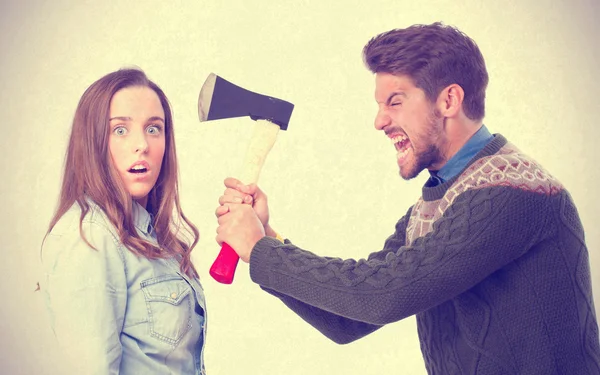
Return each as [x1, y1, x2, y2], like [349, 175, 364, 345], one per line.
[140, 274, 193, 346]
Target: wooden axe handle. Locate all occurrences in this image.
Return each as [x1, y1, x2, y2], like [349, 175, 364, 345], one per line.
[210, 119, 280, 284]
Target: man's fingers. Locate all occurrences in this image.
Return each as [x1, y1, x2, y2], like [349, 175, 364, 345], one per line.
[219, 194, 241, 205]
[224, 177, 251, 193]
[215, 205, 230, 218]
[224, 188, 242, 197]
[217, 213, 228, 225]
[224, 177, 256, 194]
[224, 177, 242, 188]
[222, 188, 254, 203]
[241, 183, 258, 195]
[217, 195, 253, 210]
[246, 183, 266, 203]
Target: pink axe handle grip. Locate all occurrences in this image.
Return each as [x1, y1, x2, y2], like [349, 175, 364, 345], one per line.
[209, 242, 240, 284]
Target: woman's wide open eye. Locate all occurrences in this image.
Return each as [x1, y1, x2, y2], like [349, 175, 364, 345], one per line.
[147, 124, 163, 135]
[113, 126, 128, 136]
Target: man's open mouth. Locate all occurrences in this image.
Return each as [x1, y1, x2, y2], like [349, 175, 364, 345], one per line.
[391, 135, 410, 151]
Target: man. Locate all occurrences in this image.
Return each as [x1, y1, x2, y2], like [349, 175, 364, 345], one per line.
[215, 22, 600, 374]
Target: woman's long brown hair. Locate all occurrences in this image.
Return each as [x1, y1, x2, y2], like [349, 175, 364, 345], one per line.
[46, 68, 199, 277]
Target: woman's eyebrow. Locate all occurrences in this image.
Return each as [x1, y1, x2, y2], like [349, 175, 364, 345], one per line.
[147, 116, 165, 123]
[109, 116, 132, 121]
[109, 116, 165, 123]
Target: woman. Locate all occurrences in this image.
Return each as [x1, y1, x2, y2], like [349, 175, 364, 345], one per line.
[41, 68, 207, 374]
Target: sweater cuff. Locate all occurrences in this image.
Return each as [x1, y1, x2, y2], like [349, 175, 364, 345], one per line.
[249, 236, 284, 288]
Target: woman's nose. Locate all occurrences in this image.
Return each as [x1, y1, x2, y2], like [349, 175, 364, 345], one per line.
[133, 133, 148, 153]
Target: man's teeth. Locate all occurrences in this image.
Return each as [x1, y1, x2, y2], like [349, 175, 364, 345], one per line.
[390, 135, 408, 145]
[397, 148, 410, 158]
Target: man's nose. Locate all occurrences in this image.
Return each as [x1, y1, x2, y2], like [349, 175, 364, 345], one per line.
[374, 109, 391, 131]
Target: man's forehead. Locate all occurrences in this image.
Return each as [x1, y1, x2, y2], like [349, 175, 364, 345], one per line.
[374, 73, 416, 100]
[376, 73, 415, 89]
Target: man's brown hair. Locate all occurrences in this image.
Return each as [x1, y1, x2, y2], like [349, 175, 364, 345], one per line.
[363, 22, 489, 121]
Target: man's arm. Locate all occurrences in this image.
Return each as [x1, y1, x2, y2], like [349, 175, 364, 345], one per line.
[248, 187, 554, 325]
[365, 205, 412, 262]
[254, 208, 414, 344]
[261, 287, 383, 344]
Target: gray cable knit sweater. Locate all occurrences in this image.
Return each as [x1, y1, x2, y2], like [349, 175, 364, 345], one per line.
[249, 135, 600, 374]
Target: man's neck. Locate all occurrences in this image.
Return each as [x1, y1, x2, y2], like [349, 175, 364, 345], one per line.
[426, 124, 493, 187]
[431, 119, 483, 171]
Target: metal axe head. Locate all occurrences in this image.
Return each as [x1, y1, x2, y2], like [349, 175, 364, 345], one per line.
[198, 73, 294, 130]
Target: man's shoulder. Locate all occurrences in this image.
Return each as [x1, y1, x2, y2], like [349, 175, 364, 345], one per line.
[454, 139, 564, 196]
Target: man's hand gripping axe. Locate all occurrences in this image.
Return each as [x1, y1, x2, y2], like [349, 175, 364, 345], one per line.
[198, 73, 294, 284]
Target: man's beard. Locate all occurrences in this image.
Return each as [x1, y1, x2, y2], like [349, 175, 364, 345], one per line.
[399, 109, 445, 180]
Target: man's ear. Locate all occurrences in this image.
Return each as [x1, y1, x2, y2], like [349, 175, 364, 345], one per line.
[436, 84, 464, 117]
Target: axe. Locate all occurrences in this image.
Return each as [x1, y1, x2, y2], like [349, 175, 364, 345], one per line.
[198, 73, 294, 284]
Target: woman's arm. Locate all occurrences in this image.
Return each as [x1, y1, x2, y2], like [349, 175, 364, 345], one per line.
[42, 219, 127, 374]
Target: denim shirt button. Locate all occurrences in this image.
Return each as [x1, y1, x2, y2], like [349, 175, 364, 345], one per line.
[170, 292, 177, 299]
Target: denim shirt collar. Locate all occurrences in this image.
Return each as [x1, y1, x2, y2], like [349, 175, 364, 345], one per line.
[427, 125, 494, 186]
[132, 201, 153, 236]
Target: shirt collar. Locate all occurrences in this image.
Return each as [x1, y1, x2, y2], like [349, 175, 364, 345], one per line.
[132, 201, 153, 235]
[428, 124, 494, 185]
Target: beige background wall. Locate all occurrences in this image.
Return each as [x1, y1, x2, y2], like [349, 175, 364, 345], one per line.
[1, 0, 598, 374]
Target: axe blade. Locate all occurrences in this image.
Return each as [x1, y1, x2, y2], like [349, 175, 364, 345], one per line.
[198, 73, 294, 130]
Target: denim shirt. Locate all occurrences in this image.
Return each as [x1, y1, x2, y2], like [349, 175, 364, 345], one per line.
[42, 200, 207, 374]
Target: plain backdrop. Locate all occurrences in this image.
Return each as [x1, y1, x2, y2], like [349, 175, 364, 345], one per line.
[1, 0, 598, 374]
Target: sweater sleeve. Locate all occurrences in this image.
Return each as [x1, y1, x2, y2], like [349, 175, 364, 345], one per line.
[366, 205, 412, 262]
[260, 286, 383, 344]
[249, 186, 553, 326]
[253, 207, 414, 344]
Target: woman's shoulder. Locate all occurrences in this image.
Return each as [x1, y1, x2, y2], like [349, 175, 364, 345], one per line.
[43, 200, 125, 265]
[41, 200, 129, 295]
[50, 200, 117, 238]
